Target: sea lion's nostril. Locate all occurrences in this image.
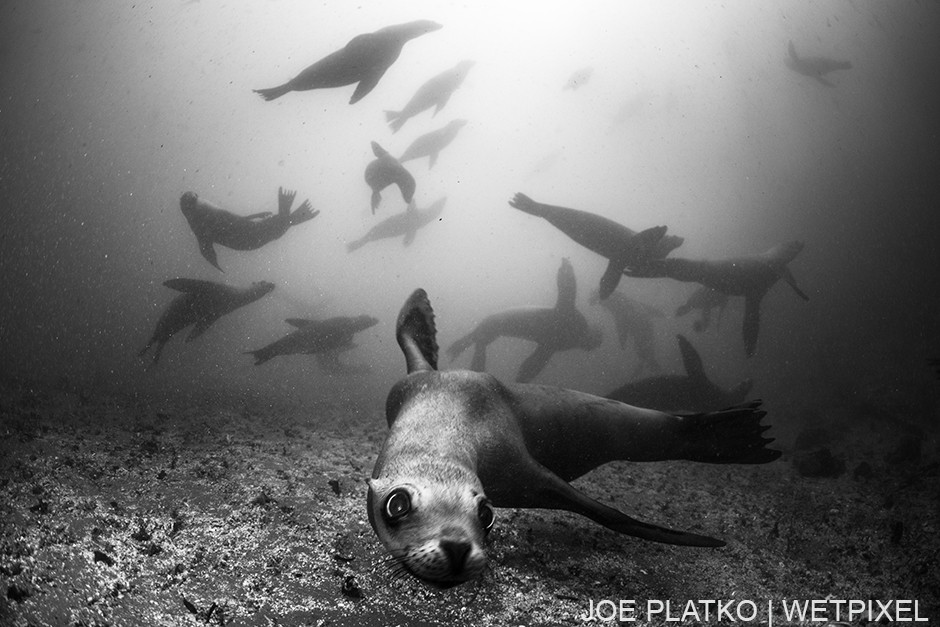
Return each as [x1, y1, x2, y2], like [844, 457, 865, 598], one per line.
[439, 540, 472, 573]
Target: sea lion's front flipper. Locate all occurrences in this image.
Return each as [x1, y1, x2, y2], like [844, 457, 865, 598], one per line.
[396, 288, 438, 373]
[398, 170, 416, 204]
[779, 267, 810, 301]
[814, 75, 836, 88]
[285, 318, 316, 328]
[402, 226, 417, 247]
[163, 278, 224, 295]
[599, 259, 625, 300]
[197, 237, 223, 272]
[554, 257, 577, 311]
[350, 68, 388, 105]
[492, 461, 725, 547]
[517, 345, 555, 383]
[676, 335, 705, 381]
[187, 316, 220, 342]
[742, 292, 763, 358]
[370, 190, 382, 214]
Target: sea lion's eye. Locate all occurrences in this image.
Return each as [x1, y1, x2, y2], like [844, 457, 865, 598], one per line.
[478, 500, 495, 533]
[383, 488, 411, 522]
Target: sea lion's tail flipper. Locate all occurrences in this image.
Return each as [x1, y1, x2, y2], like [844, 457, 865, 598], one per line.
[385, 110, 407, 133]
[678, 400, 780, 464]
[289, 199, 319, 227]
[396, 289, 438, 373]
[277, 187, 296, 217]
[254, 83, 292, 102]
[245, 346, 274, 366]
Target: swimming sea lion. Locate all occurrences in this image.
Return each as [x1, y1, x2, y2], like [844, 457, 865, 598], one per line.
[563, 66, 593, 91]
[606, 335, 753, 412]
[398, 120, 468, 169]
[589, 288, 664, 378]
[675, 285, 729, 333]
[509, 192, 683, 300]
[347, 197, 446, 252]
[784, 40, 852, 87]
[624, 241, 809, 357]
[246, 314, 378, 370]
[447, 258, 603, 383]
[385, 60, 474, 133]
[365, 141, 416, 214]
[180, 187, 318, 272]
[254, 20, 442, 103]
[367, 288, 780, 588]
[139, 278, 275, 366]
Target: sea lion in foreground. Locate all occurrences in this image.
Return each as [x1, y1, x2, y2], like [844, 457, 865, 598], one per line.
[347, 197, 446, 252]
[139, 278, 275, 366]
[180, 187, 318, 272]
[784, 40, 852, 87]
[675, 285, 729, 333]
[509, 192, 683, 300]
[246, 314, 378, 370]
[606, 335, 753, 413]
[365, 141, 416, 213]
[589, 289, 664, 378]
[447, 258, 603, 383]
[385, 60, 474, 133]
[624, 241, 809, 357]
[254, 20, 442, 103]
[368, 288, 780, 588]
[398, 120, 468, 169]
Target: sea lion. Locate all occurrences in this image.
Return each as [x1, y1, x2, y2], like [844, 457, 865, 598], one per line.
[139, 278, 275, 366]
[398, 120, 468, 169]
[367, 288, 780, 588]
[509, 192, 683, 300]
[446, 258, 603, 383]
[675, 285, 729, 333]
[589, 289, 664, 378]
[246, 314, 378, 370]
[784, 40, 852, 87]
[606, 335, 753, 412]
[254, 20, 442, 103]
[364, 141, 416, 214]
[624, 241, 809, 357]
[347, 197, 446, 252]
[385, 60, 474, 133]
[180, 187, 318, 272]
[563, 66, 593, 91]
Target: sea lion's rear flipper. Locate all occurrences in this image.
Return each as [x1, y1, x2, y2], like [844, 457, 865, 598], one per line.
[676, 401, 779, 464]
[742, 292, 762, 358]
[598, 259, 625, 300]
[254, 83, 292, 102]
[492, 461, 725, 547]
[396, 289, 438, 373]
[350, 69, 388, 105]
[554, 257, 577, 311]
[277, 187, 296, 217]
[517, 345, 555, 384]
[779, 267, 809, 301]
[676, 335, 706, 381]
[289, 200, 319, 227]
[347, 235, 369, 252]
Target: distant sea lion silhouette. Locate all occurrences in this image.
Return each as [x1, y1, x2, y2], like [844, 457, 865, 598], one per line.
[784, 40, 852, 87]
[139, 278, 275, 366]
[246, 314, 378, 370]
[347, 197, 446, 252]
[625, 241, 809, 357]
[447, 257, 603, 383]
[606, 335, 753, 412]
[563, 66, 593, 90]
[385, 60, 474, 133]
[675, 285, 729, 333]
[367, 288, 780, 587]
[254, 20, 442, 103]
[398, 120, 468, 169]
[509, 192, 683, 300]
[364, 141, 416, 213]
[589, 289, 664, 378]
[180, 187, 318, 272]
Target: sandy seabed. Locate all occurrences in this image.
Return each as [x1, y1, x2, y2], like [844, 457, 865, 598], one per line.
[0, 378, 937, 627]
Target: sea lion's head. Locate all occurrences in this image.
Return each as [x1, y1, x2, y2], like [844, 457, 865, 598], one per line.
[248, 280, 276, 299]
[179, 191, 200, 218]
[367, 471, 494, 588]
